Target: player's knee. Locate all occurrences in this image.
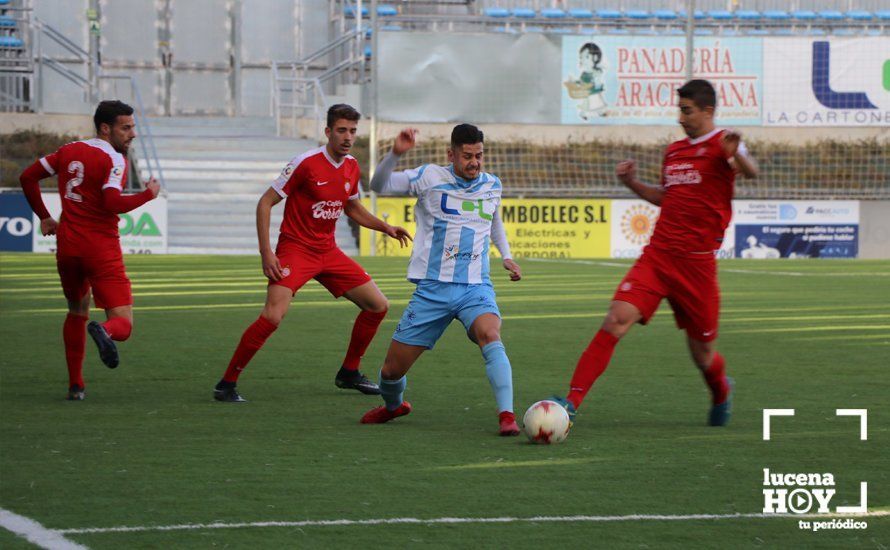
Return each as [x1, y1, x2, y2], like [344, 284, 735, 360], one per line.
[601, 313, 633, 339]
[117, 318, 133, 341]
[691, 348, 713, 370]
[476, 328, 501, 347]
[366, 297, 389, 314]
[260, 308, 285, 325]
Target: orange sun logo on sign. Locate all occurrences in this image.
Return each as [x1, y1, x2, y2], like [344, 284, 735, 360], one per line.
[620, 204, 659, 245]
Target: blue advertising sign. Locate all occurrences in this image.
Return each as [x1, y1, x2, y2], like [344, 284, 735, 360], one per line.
[735, 224, 858, 259]
[0, 193, 35, 252]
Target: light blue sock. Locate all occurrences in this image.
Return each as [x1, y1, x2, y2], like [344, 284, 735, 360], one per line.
[379, 371, 406, 411]
[482, 341, 513, 413]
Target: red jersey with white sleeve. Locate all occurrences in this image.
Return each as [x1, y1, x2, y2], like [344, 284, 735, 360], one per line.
[271, 146, 361, 251]
[39, 139, 129, 256]
[649, 128, 747, 256]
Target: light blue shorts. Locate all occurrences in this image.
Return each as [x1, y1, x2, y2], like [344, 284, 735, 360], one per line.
[392, 280, 501, 350]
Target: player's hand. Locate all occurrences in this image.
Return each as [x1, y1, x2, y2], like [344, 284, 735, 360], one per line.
[392, 128, 418, 156]
[384, 224, 413, 248]
[40, 217, 58, 236]
[721, 130, 741, 158]
[146, 178, 162, 198]
[503, 258, 522, 281]
[261, 249, 285, 281]
[615, 160, 637, 185]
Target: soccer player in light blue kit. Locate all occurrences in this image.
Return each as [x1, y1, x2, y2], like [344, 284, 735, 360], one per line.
[361, 124, 523, 435]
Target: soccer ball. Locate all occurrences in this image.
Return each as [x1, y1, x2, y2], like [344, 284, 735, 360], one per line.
[523, 400, 571, 444]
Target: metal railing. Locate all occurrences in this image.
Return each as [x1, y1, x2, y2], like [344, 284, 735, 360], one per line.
[271, 64, 329, 141]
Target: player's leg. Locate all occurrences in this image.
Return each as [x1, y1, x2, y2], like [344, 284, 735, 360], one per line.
[214, 283, 293, 402]
[85, 254, 134, 369]
[57, 254, 90, 399]
[361, 281, 451, 424]
[687, 336, 732, 426]
[561, 300, 643, 413]
[670, 257, 730, 425]
[360, 341, 425, 423]
[466, 312, 520, 436]
[63, 294, 91, 400]
[337, 278, 390, 395]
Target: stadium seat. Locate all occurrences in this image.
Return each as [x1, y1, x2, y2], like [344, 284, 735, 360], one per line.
[707, 10, 734, 21]
[654, 9, 677, 20]
[568, 9, 593, 19]
[791, 10, 818, 21]
[579, 26, 597, 34]
[377, 5, 398, 17]
[541, 8, 566, 19]
[876, 10, 890, 21]
[363, 45, 372, 58]
[864, 28, 883, 36]
[735, 10, 761, 21]
[763, 10, 790, 21]
[745, 28, 769, 35]
[818, 10, 844, 21]
[773, 27, 795, 36]
[607, 28, 630, 34]
[511, 8, 536, 18]
[549, 27, 572, 34]
[804, 27, 826, 35]
[832, 27, 859, 36]
[625, 10, 650, 20]
[677, 10, 706, 20]
[694, 27, 714, 35]
[635, 28, 659, 35]
[845, 10, 873, 21]
[0, 16, 15, 27]
[0, 36, 23, 48]
[664, 27, 686, 35]
[344, 5, 369, 18]
[595, 9, 622, 19]
[523, 25, 545, 32]
[483, 7, 510, 18]
[720, 28, 741, 36]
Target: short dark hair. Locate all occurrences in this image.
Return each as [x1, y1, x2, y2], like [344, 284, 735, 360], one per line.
[94, 100, 134, 132]
[677, 79, 717, 110]
[326, 104, 361, 128]
[450, 123, 484, 149]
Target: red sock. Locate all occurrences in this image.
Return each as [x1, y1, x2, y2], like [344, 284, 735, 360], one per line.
[102, 316, 132, 341]
[341, 309, 387, 371]
[63, 313, 88, 388]
[702, 352, 729, 405]
[566, 329, 619, 409]
[222, 316, 279, 383]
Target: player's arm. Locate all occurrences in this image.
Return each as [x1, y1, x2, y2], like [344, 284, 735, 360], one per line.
[101, 179, 160, 213]
[722, 131, 758, 179]
[256, 187, 284, 280]
[491, 208, 521, 281]
[343, 199, 412, 248]
[616, 159, 664, 206]
[369, 128, 418, 195]
[19, 157, 57, 235]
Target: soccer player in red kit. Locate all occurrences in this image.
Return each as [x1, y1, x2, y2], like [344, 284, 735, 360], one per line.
[18, 100, 161, 400]
[213, 104, 412, 402]
[552, 79, 758, 426]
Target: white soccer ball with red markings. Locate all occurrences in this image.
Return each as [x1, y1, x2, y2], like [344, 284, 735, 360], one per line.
[523, 400, 571, 444]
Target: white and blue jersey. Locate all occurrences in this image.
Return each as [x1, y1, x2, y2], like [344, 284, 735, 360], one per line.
[402, 164, 506, 284]
[370, 153, 514, 349]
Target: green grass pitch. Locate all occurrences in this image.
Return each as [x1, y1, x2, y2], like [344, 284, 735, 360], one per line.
[1, 253, 888, 548]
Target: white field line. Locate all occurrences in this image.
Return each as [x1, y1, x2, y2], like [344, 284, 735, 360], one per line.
[525, 258, 890, 277]
[0, 508, 88, 550]
[55, 511, 890, 535]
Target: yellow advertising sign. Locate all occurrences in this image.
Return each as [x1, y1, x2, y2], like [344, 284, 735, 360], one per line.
[360, 198, 612, 259]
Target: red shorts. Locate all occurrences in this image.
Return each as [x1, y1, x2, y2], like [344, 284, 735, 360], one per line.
[613, 246, 720, 342]
[272, 243, 371, 297]
[56, 253, 133, 310]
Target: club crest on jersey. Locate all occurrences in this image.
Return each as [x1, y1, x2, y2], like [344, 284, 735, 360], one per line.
[281, 266, 291, 277]
[344, 180, 351, 193]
